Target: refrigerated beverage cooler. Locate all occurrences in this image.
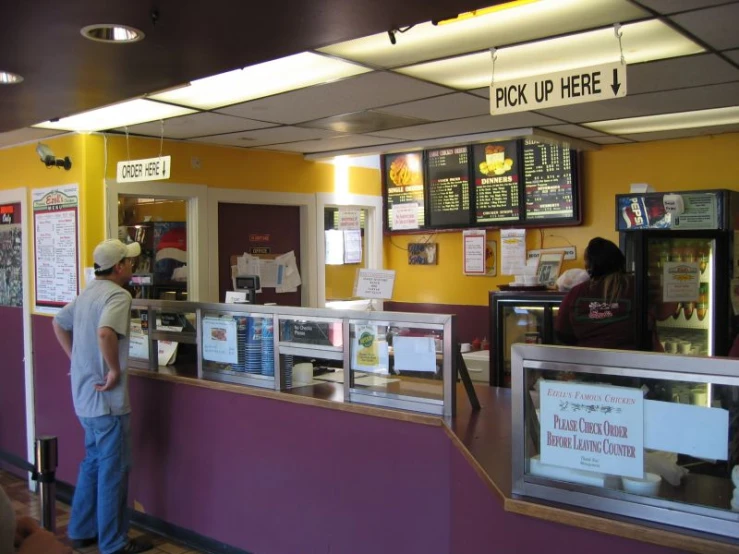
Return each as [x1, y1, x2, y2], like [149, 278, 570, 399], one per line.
[616, 189, 739, 356]
[489, 290, 567, 387]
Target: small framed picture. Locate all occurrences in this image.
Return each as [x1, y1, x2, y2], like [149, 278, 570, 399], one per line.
[537, 252, 564, 286]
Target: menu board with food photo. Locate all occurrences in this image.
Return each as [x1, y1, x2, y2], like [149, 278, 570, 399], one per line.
[473, 141, 520, 224]
[523, 140, 575, 220]
[384, 152, 425, 230]
[427, 146, 471, 227]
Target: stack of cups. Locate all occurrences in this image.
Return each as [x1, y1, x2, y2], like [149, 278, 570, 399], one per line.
[281, 355, 293, 390]
[261, 318, 275, 376]
[232, 316, 248, 372]
[245, 317, 263, 374]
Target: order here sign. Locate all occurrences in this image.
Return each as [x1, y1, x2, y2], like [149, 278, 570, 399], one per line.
[117, 156, 172, 183]
[490, 62, 627, 116]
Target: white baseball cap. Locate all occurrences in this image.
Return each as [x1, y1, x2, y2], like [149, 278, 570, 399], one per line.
[93, 239, 141, 271]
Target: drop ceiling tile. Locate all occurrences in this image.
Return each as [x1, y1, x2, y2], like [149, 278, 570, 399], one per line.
[379, 93, 490, 121]
[586, 136, 634, 144]
[216, 72, 453, 125]
[670, 3, 739, 50]
[375, 113, 561, 140]
[621, 122, 739, 142]
[0, 127, 67, 149]
[189, 126, 342, 147]
[115, 112, 275, 139]
[537, 82, 739, 123]
[725, 49, 739, 64]
[259, 134, 405, 154]
[628, 54, 739, 94]
[541, 124, 608, 138]
[637, 0, 731, 15]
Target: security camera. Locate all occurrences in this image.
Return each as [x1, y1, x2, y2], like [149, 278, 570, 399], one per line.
[36, 143, 72, 170]
[36, 143, 55, 164]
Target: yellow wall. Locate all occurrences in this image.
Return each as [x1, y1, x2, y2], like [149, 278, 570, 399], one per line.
[387, 133, 739, 306]
[98, 135, 381, 195]
[4, 132, 737, 311]
[1, 133, 382, 312]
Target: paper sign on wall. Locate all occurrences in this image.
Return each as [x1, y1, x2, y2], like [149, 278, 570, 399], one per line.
[391, 203, 420, 230]
[540, 381, 644, 478]
[500, 229, 527, 275]
[463, 230, 486, 275]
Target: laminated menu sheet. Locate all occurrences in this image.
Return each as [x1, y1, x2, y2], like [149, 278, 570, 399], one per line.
[33, 184, 79, 311]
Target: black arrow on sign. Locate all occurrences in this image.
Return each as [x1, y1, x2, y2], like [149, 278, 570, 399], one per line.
[611, 68, 622, 95]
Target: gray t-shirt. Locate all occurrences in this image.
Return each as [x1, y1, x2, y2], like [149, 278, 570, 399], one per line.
[54, 279, 132, 418]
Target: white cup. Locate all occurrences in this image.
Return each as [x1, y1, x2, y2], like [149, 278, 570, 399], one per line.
[664, 340, 678, 354]
[460, 343, 472, 353]
[678, 341, 692, 354]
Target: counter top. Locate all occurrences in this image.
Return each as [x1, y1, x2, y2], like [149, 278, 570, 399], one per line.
[129, 369, 738, 554]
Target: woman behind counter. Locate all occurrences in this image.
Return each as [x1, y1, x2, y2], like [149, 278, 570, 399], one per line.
[555, 237, 656, 351]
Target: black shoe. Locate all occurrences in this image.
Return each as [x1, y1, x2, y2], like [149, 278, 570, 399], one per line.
[111, 537, 154, 554]
[71, 537, 97, 548]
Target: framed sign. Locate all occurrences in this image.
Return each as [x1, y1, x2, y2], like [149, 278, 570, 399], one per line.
[537, 251, 564, 286]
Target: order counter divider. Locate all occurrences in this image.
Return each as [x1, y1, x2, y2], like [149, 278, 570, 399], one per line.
[129, 299, 457, 417]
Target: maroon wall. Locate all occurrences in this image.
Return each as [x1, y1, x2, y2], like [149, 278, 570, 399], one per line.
[0, 306, 26, 476]
[217, 203, 302, 306]
[32, 314, 85, 482]
[32, 313, 690, 553]
[385, 301, 489, 344]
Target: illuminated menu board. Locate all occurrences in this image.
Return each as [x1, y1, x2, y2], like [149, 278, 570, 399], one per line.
[382, 139, 580, 232]
[523, 140, 574, 220]
[472, 141, 520, 224]
[385, 152, 425, 230]
[427, 146, 471, 227]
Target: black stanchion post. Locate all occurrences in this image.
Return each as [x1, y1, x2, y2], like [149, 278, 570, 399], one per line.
[34, 436, 58, 533]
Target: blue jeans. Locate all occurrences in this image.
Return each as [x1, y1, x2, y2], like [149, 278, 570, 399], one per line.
[68, 414, 132, 554]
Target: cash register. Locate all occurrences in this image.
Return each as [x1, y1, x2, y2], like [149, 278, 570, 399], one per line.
[234, 275, 261, 304]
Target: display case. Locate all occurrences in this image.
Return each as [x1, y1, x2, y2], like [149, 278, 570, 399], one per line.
[129, 299, 456, 416]
[511, 344, 739, 540]
[489, 290, 566, 387]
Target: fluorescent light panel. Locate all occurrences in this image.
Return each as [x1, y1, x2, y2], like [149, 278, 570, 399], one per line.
[148, 52, 371, 110]
[394, 20, 704, 90]
[34, 99, 195, 132]
[319, 0, 648, 69]
[585, 106, 739, 134]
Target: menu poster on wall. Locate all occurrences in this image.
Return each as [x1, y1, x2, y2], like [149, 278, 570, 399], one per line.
[540, 381, 644, 478]
[0, 203, 22, 307]
[523, 140, 574, 220]
[427, 146, 471, 227]
[473, 141, 520, 224]
[33, 184, 79, 311]
[385, 152, 425, 230]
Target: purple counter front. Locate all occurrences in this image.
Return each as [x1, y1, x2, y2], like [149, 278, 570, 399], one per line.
[31, 315, 684, 554]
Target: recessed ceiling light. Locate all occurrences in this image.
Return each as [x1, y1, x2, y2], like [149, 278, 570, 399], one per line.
[0, 71, 23, 84]
[33, 99, 195, 132]
[81, 24, 145, 44]
[584, 106, 739, 134]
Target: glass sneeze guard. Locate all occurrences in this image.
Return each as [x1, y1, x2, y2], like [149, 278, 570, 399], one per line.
[130, 300, 456, 417]
[511, 343, 739, 540]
